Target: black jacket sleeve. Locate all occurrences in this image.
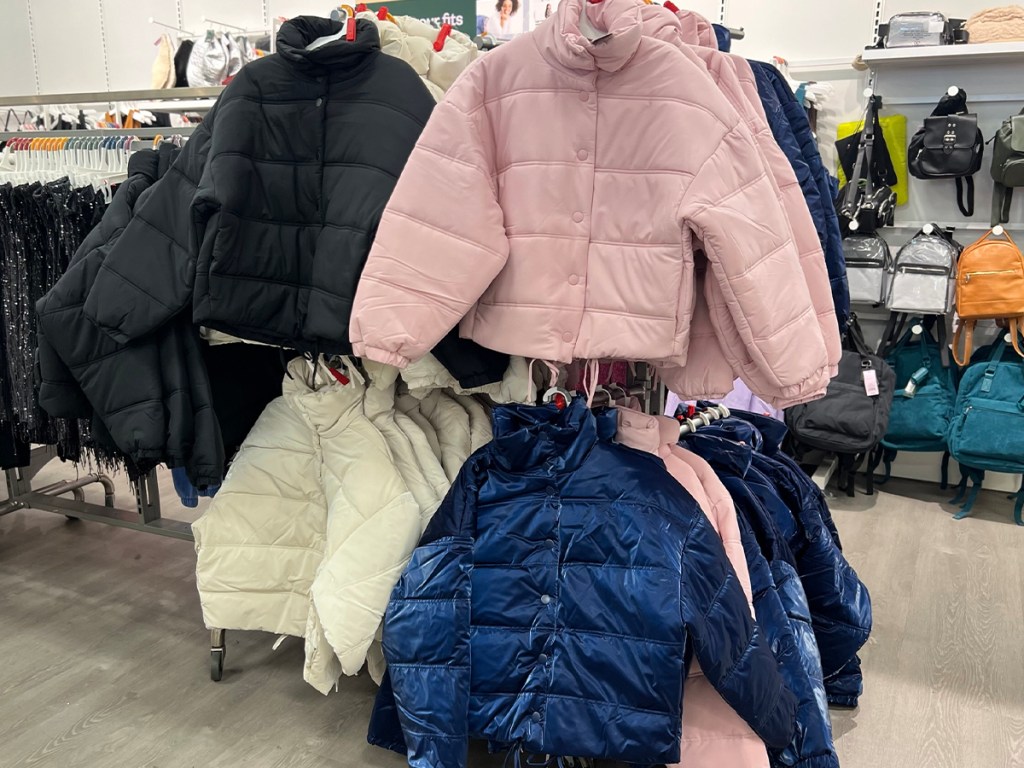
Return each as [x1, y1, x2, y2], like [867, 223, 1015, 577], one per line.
[83, 112, 216, 343]
[680, 512, 798, 750]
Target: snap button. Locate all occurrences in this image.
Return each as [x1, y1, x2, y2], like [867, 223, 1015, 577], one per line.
[562, 331, 573, 343]
[538, 653, 549, 663]
[540, 594, 552, 605]
[577, 149, 588, 161]
[568, 274, 579, 285]
[545, 538, 557, 548]
[315, 97, 323, 107]
[572, 211, 584, 223]
[578, 91, 589, 102]
[532, 711, 543, 722]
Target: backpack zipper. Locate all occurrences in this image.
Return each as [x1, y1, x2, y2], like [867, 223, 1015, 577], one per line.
[896, 265, 951, 275]
[964, 269, 1017, 283]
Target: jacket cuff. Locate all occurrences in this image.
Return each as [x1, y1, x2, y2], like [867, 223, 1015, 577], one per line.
[354, 344, 411, 369]
[762, 365, 834, 409]
[788, 753, 841, 768]
[826, 692, 861, 708]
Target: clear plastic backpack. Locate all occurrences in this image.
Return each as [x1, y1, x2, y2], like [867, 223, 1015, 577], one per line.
[885, 225, 960, 315]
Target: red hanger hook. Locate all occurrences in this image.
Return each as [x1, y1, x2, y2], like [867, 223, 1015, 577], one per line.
[377, 6, 389, 19]
[346, 16, 357, 40]
[354, 3, 367, 11]
[663, 1, 679, 11]
[433, 23, 452, 51]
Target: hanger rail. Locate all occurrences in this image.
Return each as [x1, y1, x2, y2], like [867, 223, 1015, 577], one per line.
[0, 87, 223, 109]
[677, 403, 731, 436]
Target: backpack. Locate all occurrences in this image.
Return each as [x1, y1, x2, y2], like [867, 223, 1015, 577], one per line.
[990, 108, 1024, 226]
[952, 228, 1024, 366]
[946, 340, 1024, 524]
[868, 315, 957, 486]
[885, 225, 960, 314]
[844, 234, 892, 305]
[909, 89, 985, 217]
[785, 316, 896, 496]
[835, 94, 897, 236]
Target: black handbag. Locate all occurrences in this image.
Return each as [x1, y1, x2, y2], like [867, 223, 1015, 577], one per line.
[836, 95, 897, 235]
[908, 89, 984, 217]
[785, 315, 896, 496]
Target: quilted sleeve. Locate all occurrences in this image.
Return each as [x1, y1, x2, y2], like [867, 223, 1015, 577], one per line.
[382, 475, 476, 768]
[350, 95, 509, 368]
[678, 121, 831, 408]
[680, 512, 797, 750]
[83, 111, 215, 343]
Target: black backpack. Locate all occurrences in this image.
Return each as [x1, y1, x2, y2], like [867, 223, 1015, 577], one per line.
[909, 88, 985, 217]
[990, 107, 1024, 226]
[785, 315, 896, 495]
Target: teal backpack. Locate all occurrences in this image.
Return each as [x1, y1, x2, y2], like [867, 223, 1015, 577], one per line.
[869, 315, 957, 486]
[947, 339, 1024, 524]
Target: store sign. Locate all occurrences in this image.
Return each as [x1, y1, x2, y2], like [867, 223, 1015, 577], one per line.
[366, 0, 477, 37]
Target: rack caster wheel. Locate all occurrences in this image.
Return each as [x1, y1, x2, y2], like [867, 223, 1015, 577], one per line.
[211, 648, 225, 681]
[210, 628, 226, 681]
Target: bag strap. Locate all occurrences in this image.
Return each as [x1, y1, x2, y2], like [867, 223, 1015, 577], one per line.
[878, 312, 904, 357]
[952, 319, 976, 367]
[955, 176, 975, 218]
[1011, 318, 1024, 360]
[992, 183, 1013, 227]
[935, 315, 950, 368]
[845, 314, 874, 357]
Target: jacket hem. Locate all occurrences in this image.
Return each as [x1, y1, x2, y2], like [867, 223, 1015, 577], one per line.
[762, 364, 833, 408]
[788, 752, 841, 768]
[826, 693, 860, 709]
[354, 344, 410, 369]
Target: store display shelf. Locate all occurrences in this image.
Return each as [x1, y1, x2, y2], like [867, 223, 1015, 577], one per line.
[863, 41, 1024, 67]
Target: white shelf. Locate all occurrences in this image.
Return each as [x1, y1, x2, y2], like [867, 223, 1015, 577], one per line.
[862, 41, 1024, 67]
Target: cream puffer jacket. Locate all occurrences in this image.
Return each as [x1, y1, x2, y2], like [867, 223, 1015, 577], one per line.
[614, 409, 770, 768]
[192, 357, 423, 693]
[640, 4, 840, 404]
[351, 0, 833, 408]
[357, 12, 478, 100]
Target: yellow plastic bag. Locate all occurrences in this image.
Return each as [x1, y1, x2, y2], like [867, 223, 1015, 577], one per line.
[837, 114, 909, 205]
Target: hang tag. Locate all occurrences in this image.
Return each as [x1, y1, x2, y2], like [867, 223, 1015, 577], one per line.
[863, 368, 879, 396]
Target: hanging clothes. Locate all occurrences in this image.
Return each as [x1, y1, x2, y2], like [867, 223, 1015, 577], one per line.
[370, 398, 797, 768]
[36, 147, 225, 489]
[350, 0, 834, 408]
[639, 3, 840, 402]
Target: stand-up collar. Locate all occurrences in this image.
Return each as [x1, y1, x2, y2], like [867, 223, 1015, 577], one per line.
[276, 16, 380, 70]
[537, 0, 645, 74]
[492, 399, 598, 474]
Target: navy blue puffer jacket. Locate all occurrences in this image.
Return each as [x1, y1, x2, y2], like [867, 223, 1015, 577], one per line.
[709, 410, 871, 707]
[374, 400, 797, 768]
[683, 433, 838, 768]
[750, 61, 849, 333]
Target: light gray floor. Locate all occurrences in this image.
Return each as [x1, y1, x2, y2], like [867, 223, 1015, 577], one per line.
[1, 460, 1022, 767]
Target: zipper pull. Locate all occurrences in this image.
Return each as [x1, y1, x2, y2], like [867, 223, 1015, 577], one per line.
[965, 273, 971, 283]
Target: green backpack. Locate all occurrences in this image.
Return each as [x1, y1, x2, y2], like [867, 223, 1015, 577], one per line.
[869, 315, 957, 486]
[990, 108, 1024, 226]
[947, 339, 1024, 524]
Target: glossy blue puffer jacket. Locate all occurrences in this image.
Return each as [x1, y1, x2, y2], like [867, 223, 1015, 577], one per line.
[373, 400, 797, 768]
[750, 61, 849, 333]
[709, 410, 872, 708]
[682, 433, 838, 768]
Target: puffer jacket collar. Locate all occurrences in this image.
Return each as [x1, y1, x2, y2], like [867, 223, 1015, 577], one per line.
[491, 398, 598, 474]
[536, 0, 644, 74]
[276, 16, 381, 71]
[686, 429, 753, 479]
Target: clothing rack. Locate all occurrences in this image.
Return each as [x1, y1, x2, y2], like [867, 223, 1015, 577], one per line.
[0, 87, 223, 109]
[0, 126, 198, 141]
[1, 448, 192, 540]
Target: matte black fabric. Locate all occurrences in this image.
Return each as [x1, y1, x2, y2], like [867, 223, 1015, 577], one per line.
[201, 342, 283, 459]
[83, 18, 436, 358]
[36, 149, 224, 488]
[174, 40, 194, 88]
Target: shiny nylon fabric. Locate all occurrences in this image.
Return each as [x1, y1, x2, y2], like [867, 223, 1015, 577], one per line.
[681, 435, 838, 768]
[375, 400, 797, 767]
[699, 411, 872, 700]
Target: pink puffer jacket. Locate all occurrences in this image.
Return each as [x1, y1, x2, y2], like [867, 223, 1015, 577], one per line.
[615, 409, 769, 768]
[351, 0, 832, 406]
[640, 4, 840, 405]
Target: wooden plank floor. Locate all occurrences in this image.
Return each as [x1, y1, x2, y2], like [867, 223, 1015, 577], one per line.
[1, 460, 1022, 767]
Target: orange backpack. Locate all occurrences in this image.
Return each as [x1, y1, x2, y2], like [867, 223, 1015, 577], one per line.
[953, 228, 1024, 366]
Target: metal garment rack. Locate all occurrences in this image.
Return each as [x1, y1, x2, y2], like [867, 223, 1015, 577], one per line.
[0, 86, 223, 108]
[1, 447, 193, 540]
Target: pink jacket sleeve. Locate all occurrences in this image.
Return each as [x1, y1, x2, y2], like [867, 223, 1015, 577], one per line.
[678, 121, 831, 405]
[350, 95, 509, 367]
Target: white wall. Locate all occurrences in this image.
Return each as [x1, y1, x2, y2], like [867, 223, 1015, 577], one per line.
[0, 0, 892, 97]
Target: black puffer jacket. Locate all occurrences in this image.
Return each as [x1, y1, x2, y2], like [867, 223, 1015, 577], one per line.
[82, 17, 436, 355]
[36, 148, 224, 487]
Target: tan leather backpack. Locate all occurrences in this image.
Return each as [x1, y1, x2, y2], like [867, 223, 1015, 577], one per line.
[953, 228, 1024, 365]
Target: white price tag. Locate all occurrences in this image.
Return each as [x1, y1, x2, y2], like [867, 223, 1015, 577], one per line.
[863, 369, 880, 396]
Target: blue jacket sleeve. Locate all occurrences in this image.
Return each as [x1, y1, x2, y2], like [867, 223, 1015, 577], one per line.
[381, 471, 476, 768]
[680, 513, 798, 750]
